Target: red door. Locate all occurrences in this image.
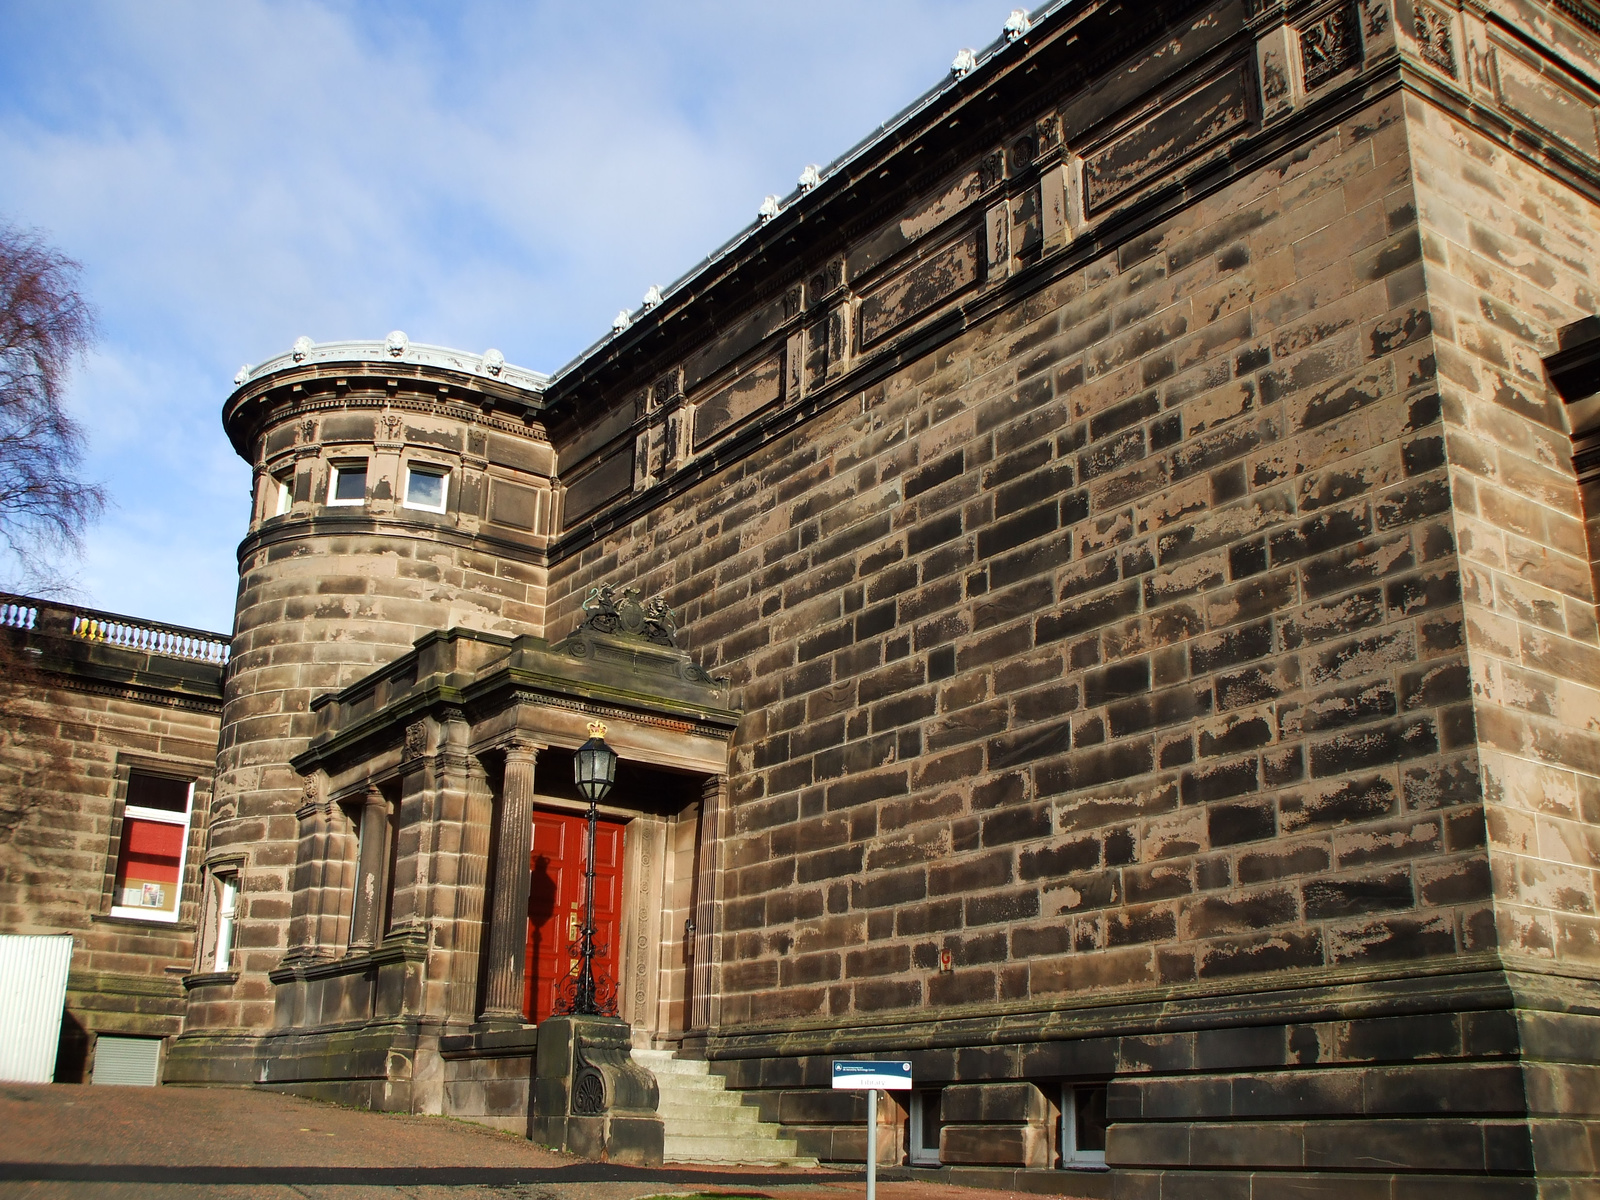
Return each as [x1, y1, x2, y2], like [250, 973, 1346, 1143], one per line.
[524, 808, 626, 1022]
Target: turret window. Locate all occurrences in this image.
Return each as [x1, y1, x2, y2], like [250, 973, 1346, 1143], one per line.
[403, 464, 449, 513]
[328, 460, 368, 506]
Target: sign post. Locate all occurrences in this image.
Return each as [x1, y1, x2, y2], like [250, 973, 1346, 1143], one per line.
[832, 1060, 912, 1200]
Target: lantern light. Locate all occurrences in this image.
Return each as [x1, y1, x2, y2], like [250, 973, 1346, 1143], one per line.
[558, 719, 621, 1018]
[574, 720, 617, 804]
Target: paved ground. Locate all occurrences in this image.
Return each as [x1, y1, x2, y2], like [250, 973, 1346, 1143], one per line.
[0, 1084, 1088, 1200]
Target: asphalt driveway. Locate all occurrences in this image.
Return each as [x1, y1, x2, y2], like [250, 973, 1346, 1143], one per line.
[0, 1083, 1088, 1200]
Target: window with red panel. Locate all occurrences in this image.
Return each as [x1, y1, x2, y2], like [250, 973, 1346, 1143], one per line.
[110, 771, 193, 922]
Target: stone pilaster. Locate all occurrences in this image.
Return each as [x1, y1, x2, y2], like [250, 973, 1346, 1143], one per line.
[445, 757, 494, 1024]
[690, 773, 725, 1033]
[348, 786, 391, 952]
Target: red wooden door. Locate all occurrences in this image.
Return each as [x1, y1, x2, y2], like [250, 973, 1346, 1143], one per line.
[524, 808, 626, 1022]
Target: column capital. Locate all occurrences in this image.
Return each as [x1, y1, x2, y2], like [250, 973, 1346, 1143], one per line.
[503, 737, 542, 762]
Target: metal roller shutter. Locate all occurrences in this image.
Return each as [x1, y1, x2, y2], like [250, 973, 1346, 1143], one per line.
[92, 1036, 162, 1086]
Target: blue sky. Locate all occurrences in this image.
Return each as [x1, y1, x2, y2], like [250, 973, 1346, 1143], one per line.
[0, 0, 1014, 633]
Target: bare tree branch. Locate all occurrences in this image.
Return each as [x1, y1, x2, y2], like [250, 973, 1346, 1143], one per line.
[0, 222, 106, 594]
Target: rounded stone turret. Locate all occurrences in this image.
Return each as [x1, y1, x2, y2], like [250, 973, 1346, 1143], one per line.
[198, 336, 553, 1027]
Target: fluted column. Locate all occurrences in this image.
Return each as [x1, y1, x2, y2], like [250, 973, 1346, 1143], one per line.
[348, 785, 391, 951]
[480, 740, 538, 1022]
[691, 772, 726, 1033]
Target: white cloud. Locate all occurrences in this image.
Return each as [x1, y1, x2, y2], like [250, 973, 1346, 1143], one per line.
[0, 0, 1010, 629]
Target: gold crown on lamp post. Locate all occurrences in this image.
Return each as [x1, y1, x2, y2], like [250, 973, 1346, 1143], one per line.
[586, 719, 608, 739]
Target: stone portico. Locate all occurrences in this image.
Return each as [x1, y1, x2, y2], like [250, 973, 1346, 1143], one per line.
[173, 590, 736, 1133]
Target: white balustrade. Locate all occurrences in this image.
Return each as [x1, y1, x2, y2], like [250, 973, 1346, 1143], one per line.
[0, 593, 228, 664]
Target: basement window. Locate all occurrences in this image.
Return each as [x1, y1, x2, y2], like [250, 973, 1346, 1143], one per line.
[1060, 1083, 1108, 1169]
[908, 1089, 942, 1166]
[328, 460, 367, 506]
[403, 464, 449, 513]
[109, 771, 193, 923]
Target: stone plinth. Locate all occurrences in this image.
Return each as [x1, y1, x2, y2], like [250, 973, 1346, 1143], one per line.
[529, 1015, 663, 1166]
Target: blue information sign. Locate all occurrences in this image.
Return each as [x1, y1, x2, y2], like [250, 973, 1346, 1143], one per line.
[831, 1059, 913, 1090]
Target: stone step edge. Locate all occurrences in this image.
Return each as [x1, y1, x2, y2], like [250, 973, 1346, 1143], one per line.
[657, 1107, 769, 1123]
[665, 1158, 821, 1168]
[666, 1160, 820, 1169]
[662, 1122, 790, 1138]
[663, 1145, 809, 1160]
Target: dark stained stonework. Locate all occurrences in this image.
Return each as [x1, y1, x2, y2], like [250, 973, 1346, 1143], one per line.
[4, 0, 1600, 1192]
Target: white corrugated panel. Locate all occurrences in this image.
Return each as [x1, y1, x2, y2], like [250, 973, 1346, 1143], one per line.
[0, 934, 74, 1083]
[91, 1035, 162, 1086]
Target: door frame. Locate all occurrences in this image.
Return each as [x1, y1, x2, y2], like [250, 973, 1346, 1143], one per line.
[525, 795, 673, 1039]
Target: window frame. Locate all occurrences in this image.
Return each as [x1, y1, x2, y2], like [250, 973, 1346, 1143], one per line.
[1059, 1082, 1109, 1170]
[211, 870, 238, 971]
[402, 462, 450, 514]
[108, 771, 195, 924]
[272, 471, 293, 516]
[326, 459, 368, 507]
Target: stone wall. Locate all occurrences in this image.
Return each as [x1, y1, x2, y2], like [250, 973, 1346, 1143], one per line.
[1408, 16, 1600, 1182]
[0, 604, 222, 1081]
[540, 0, 1600, 1190]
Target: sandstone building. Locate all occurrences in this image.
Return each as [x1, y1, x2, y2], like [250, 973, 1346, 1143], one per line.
[0, 598, 226, 1083]
[5, 0, 1600, 1193]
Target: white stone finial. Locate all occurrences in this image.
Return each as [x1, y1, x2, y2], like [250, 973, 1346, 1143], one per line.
[292, 335, 313, 362]
[481, 348, 505, 376]
[952, 47, 977, 76]
[758, 195, 781, 223]
[642, 285, 663, 309]
[612, 309, 633, 333]
[1004, 9, 1031, 41]
[385, 330, 409, 358]
[234, 365, 251, 385]
[798, 164, 822, 192]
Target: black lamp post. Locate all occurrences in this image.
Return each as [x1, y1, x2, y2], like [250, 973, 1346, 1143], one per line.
[561, 719, 619, 1016]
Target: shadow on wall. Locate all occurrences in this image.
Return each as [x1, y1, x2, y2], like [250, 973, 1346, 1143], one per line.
[53, 1012, 88, 1084]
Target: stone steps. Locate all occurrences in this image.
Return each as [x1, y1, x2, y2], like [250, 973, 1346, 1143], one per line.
[633, 1049, 817, 1167]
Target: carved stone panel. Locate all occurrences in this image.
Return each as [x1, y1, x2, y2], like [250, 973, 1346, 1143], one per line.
[682, 292, 791, 393]
[488, 479, 543, 531]
[1495, 44, 1599, 158]
[1258, 25, 1297, 123]
[977, 149, 1005, 192]
[806, 258, 843, 305]
[858, 230, 983, 348]
[1082, 63, 1253, 213]
[564, 446, 633, 523]
[1301, 3, 1361, 91]
[691, 354, 785, 449]
[1415, 3, 1457, 78]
